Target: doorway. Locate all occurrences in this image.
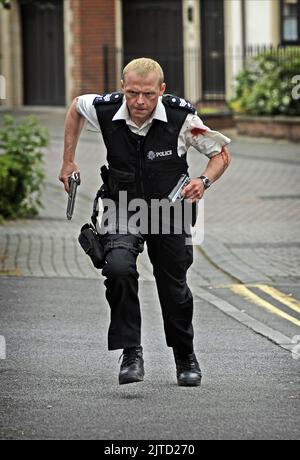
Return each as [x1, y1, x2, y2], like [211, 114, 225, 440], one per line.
[21, 0, 65, 106]
[201, 0, 225, 100]
[122, 0, 184, 96]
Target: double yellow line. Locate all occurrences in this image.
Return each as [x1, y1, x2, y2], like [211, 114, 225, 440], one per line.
[226, 284, 300, 328]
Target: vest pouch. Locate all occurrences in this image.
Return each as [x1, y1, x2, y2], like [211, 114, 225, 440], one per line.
[108, 167, 136, 197]
[78, 224, 105, 269]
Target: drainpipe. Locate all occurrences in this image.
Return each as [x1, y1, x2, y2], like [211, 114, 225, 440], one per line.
[241, 0, 246, 67]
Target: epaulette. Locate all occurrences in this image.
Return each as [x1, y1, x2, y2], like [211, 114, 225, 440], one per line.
[163, 94, 196, 114]
[93, 92, 123, 106]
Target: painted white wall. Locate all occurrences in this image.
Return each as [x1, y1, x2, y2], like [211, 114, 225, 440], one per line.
[224, 0, 244, 100]
[224, 0, 281, 99]
[0, 2, 22, 107]
[183, 0, 201, 101]
[226, 0, 244, 73]
[245, 0, 274, 46]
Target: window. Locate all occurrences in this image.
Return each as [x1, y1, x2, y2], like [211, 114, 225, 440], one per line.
[281, 0, 300, 44]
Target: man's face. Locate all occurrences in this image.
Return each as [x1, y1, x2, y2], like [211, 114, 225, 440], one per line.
[122, 71, 166, 126]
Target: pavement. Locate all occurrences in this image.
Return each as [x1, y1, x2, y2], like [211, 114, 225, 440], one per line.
[0, 108, 300, 440]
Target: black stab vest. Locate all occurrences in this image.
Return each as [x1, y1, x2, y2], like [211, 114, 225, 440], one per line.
[94, 94, 195, 201]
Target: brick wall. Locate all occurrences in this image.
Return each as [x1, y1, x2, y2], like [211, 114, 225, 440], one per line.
[70, 0, 116, 99]
[235, 116, 300, 142]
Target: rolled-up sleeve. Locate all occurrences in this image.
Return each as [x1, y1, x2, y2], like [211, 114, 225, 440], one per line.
[184, 114, 231, 158]
[76, 94, 101, 132]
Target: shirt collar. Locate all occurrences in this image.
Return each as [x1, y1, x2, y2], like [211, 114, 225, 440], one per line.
[112, 96, 168, 127]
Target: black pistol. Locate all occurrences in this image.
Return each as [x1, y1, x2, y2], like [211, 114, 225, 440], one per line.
[67, 172, 81, 220]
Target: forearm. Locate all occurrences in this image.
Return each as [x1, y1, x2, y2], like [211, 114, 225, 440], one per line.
[202, 147, 231, 183]
[182, 147, 231, 202]
[63, 99, 86, 164]
[59, 99, 85, 192]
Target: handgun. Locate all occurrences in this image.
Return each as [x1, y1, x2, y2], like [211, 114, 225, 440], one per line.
[66, 172, 81, 220]
[168, 174, 190, 203]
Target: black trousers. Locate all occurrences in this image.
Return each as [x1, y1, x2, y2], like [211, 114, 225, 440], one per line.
[102, 231, 194, 354]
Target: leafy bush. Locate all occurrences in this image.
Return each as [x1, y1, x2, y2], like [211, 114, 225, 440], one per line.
[230, 47, 300, 116]
[0, 115, 48, 221]
[0, 0, 11, 9]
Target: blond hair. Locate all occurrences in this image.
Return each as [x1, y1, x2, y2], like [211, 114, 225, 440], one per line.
[122, 58, 165, 85]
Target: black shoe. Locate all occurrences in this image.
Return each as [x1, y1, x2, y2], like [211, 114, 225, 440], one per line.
[119, 346, 145, 385]
[173, 350, 202, 387]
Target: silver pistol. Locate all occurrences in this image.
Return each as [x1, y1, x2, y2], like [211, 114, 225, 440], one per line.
[168, 174, 190, 203]
[67, 172, 81, 220]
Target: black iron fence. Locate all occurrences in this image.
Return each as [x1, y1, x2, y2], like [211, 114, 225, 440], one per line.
[231, 44, 300, 70]
[101, 45, 300, 102]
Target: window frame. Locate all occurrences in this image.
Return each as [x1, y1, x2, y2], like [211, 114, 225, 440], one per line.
[281, 0, 300, 45]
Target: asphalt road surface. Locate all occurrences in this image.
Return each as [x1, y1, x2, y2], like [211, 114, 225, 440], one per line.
[0, 109, 299, 440]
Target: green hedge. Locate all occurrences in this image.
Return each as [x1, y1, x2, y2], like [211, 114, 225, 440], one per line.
[230, 47, 300, 116]
[0, 0, 11, 9]
[0, 115, 48, 221]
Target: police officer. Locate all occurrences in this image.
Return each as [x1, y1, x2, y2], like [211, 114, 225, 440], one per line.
[59, 58, 231, 387]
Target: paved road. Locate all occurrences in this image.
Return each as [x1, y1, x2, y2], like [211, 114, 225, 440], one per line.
[0, 108, 300, 440]
[0, 277, 299, 440]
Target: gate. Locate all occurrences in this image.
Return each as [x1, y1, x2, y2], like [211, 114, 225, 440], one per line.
[21, 0, 65, 106]
[122, 0, 184, 96]
[201, 0, 225, 100]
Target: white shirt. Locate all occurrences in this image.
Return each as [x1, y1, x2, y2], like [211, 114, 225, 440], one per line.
[76, 94, 231, 158]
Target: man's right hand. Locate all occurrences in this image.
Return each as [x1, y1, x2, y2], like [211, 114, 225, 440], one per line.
[59, 162, 81, 193]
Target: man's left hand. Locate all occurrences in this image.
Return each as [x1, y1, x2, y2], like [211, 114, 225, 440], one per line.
[181, 179, 205, 203]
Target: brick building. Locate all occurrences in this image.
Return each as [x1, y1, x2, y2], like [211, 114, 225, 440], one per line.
[0, 0, 116, 106]
[0, 0, 299, 107]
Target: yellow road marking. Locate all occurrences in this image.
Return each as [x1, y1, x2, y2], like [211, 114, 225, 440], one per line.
[253, 285, 300, 315]
[229, 285, 300, 328]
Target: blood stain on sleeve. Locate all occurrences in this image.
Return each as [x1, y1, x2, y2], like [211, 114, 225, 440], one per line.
[191, 128, 208, 136]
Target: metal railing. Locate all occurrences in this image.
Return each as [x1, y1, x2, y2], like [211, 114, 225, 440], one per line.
[101, 45, 300, 101]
